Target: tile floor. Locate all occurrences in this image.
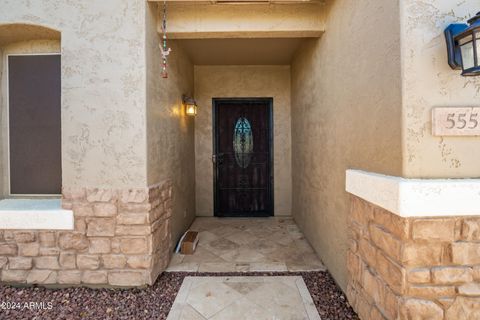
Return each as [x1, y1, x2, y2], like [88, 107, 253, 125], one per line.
[167, 276, 321, 320]
[166, 217, 325, 273]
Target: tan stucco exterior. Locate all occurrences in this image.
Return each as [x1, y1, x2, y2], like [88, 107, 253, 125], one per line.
[290, 0, 480, 292]
[194, 65, 292, 217]
[291, 0, 403, 290]
[0, 2, 185, 288]
[0, 2, 195, 248]
[146, 3, 196, 244]
[1, 1, 148, 190]
[401, 0, 480, 178]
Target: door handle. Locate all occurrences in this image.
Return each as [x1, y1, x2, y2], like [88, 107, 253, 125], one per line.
[212, 153, 224, 165]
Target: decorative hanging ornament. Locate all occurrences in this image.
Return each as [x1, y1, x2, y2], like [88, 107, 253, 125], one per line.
[160, 0, 172, 78]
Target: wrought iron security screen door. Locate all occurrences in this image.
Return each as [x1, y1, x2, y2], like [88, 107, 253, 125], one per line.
[213, 98, 273, 217]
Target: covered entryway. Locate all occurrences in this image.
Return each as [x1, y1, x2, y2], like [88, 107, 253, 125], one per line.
[152, 0, 325, 272]
[144, 1, 357, 319]
[145, 0, 327, 252]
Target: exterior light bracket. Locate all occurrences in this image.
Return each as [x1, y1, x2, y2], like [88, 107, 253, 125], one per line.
[445, 23, 468, 70]
[445, 12, 480, 76]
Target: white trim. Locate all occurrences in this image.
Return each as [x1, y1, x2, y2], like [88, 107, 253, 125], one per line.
[0, 210, 73, 230]
[346, 169, 480, 217]
[0, 199, 73, 230]
[5, 53, 61, 197]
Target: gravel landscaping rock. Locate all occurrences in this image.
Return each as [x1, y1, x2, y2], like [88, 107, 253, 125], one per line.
[302, 272, 359, 320]
[0, 271, 358, 319]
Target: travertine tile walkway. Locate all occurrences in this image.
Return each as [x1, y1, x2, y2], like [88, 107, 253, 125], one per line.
[167, 217, 325, 272]
[167, 276, 321, 320]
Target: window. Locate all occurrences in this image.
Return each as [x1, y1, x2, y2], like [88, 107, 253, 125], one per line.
[8, 54, 62, 195]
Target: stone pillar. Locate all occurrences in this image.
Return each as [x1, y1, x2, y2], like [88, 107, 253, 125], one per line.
[0, 180, 172, 287]
[346, 170, 480, 320]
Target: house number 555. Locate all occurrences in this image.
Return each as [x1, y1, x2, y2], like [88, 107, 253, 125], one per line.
[432, 107, 480, 136]
[446, 113, 478, 129]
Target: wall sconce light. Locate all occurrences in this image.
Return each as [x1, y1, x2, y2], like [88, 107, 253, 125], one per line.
[183, 95, 198, 116]
[445, 12, 480, 76]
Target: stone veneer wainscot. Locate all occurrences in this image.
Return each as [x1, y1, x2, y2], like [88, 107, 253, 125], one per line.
[0, 180, 172, 287]
[346, 170, 480, 320]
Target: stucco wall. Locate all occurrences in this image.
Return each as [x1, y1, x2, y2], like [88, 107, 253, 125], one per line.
[194, 65, 292, 216]
[0, 40, 60, 198]
[401, 0, 480, 178]
[291, 0, 403, 290]
[165, 2, 325, 39]
[0, 1, 148, 190]
[146, 3, 195, 245]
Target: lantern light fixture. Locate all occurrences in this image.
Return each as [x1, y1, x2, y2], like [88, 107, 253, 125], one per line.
[183, 95, 198, 116]
[445, 11, 480, 76]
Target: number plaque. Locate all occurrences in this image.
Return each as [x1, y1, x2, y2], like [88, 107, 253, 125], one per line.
[432, 107, 480, 136]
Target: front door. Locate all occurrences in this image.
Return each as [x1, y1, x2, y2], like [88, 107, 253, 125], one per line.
[213, 98, 273, 217]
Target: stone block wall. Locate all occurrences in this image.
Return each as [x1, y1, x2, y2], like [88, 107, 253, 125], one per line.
[347, 196, 480, 320]
[0, 180, 172, 287]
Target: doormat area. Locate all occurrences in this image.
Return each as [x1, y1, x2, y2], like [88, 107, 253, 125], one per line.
[0, 271, 359, 320]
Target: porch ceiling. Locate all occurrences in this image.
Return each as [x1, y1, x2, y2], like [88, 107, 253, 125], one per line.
[176, 38, 307, 65]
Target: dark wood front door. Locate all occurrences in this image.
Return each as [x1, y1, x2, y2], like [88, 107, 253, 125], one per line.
[213, 98, 273, 217]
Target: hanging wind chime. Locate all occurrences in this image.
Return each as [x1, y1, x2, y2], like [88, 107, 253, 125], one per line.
[160, 0, 171, 78]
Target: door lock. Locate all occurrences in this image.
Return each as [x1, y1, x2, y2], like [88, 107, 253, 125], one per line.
[212, 153, 224, 165]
